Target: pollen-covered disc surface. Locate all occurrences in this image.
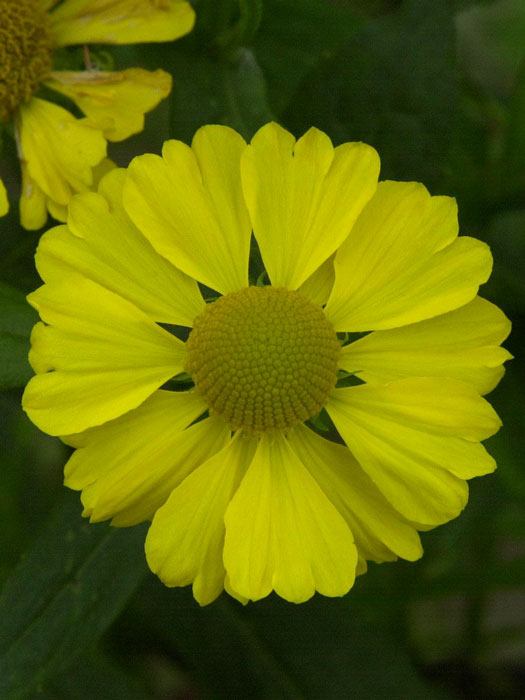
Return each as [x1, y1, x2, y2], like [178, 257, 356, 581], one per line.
[186, 286, 340, 432]
[0, 0, 53, 123]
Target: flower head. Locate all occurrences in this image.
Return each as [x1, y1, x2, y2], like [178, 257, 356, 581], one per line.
[23, 123, 511, 605]
[0, 0, 195, 229]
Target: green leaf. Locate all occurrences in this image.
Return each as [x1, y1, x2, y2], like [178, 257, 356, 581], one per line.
[0, 282, 37, 390]
[0, 491, 148, 699]
[214, 0, 264, 56]
[128, 579, 450, 699]
[0, 394, 66, 582]
[483, 208, 525, 311]
[254, 0, 362, 115]
[193, 0, 238, 40]
[487, 363, 525, 504]
[168, 42, 273, 141]
[456, 0, 525, 97]
[240, 594, 449, 699]
[502, 59, 525, 197]
[39, 650, 153, 700]
[128, 582, 302, 699]
[283, 0, 457, 189]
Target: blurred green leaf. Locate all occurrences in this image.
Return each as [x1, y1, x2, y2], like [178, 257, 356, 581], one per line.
[283, 0, 457, 189]
[0, 491, 148, 699]
[214, 0, 264, 56]
[194, 0, 238, 39]
[0, 282, 35, 340]
[0, 395, 66, 582]
[128, 582, 303, 699]
[483, 209, 525, 312]
[0, 282, 37, 390]
[39, 650, 153, 700]
[487, 363, 525, 505]
[127, 579, 449, 699]
[502, 59, 525, 197]
[168, 42, 273, 141]
[445, 87, 506, 220]
[456, 0, 525, 97]
[254, 0, 362, 115]
[241, 593, 450, 699]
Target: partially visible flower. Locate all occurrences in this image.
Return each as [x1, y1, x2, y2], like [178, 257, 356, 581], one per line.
[23, 123, 511, 605]
[0, 0, 194, 229]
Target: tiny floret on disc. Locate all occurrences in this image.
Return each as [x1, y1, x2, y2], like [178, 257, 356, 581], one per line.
[0, 0, 53, 123]
[186, 286, 340, 432]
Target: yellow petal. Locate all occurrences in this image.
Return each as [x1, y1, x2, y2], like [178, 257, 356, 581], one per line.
[18, 98, 106, 207]
[0, 178, 8, 217]
[23, 194, 67, 228]
[64, 394, 227, 526]
[92, 157, 117, 185]
[297, 254, 335, 306]
[20, 159, 114, 230]
[19, 160, 48, 230]
[124, 126, 250, 294]
[146, 432, 256, 606]
[356, 558, 368, 576]
[326, 378, 501, 526]
[22, 275, 185, 436]
[241, 123, 380, 289]
[325, 181, 492, 330]
[224, 432, 357, 603]
[46, 69, 172, 142]
[36, 175, 204, 325]
[341, 297, 512, 394]
[47, 199, 68, 223]
[49, 0, 195, 47]
[288, 425, 422, 563]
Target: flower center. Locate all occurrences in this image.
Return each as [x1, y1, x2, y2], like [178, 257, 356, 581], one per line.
[186, 286, 340, 432]
[0, 0, 53, 123]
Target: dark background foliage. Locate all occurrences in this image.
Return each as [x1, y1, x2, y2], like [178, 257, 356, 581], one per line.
[0, 0, 524, 697]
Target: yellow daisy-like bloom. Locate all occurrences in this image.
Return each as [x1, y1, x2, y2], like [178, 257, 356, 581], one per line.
[0, 0, 195, 229]
[23, 123, 511, 605]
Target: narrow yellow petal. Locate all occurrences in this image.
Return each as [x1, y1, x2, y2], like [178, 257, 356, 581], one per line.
[46, 69, 172, 142]
[297, 255, 335, 306]
[19, 163, 47, 230]
[92, 157, 117, 186]
[288, 425, 422, 563]
[49, 0, 195, 47]
[46, 199, 68, 223]
[341, 297, 512, 394]
[224, 432, 358, 603]
[146, 432, 256, 606]
[124, 126, 250, 294]
[21, 157, 115, 230]
[0, 178, 8, 217]
[22, 276, 185, 435]
[326, 378, 501, 526]
[325, 181, 491, 330]
[36, 174, 204, 325]
[64, 394, 227, 527]
[18, 98, 106, 207]
[241, 123, 380, 288]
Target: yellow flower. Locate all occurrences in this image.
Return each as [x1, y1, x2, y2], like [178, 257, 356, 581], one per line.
[0, 0, 195, 229]
[23, 123, 511, 605]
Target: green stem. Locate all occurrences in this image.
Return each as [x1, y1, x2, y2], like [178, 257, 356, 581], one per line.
[196, 0, 237, 39]
[215, 0, 264, 57]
